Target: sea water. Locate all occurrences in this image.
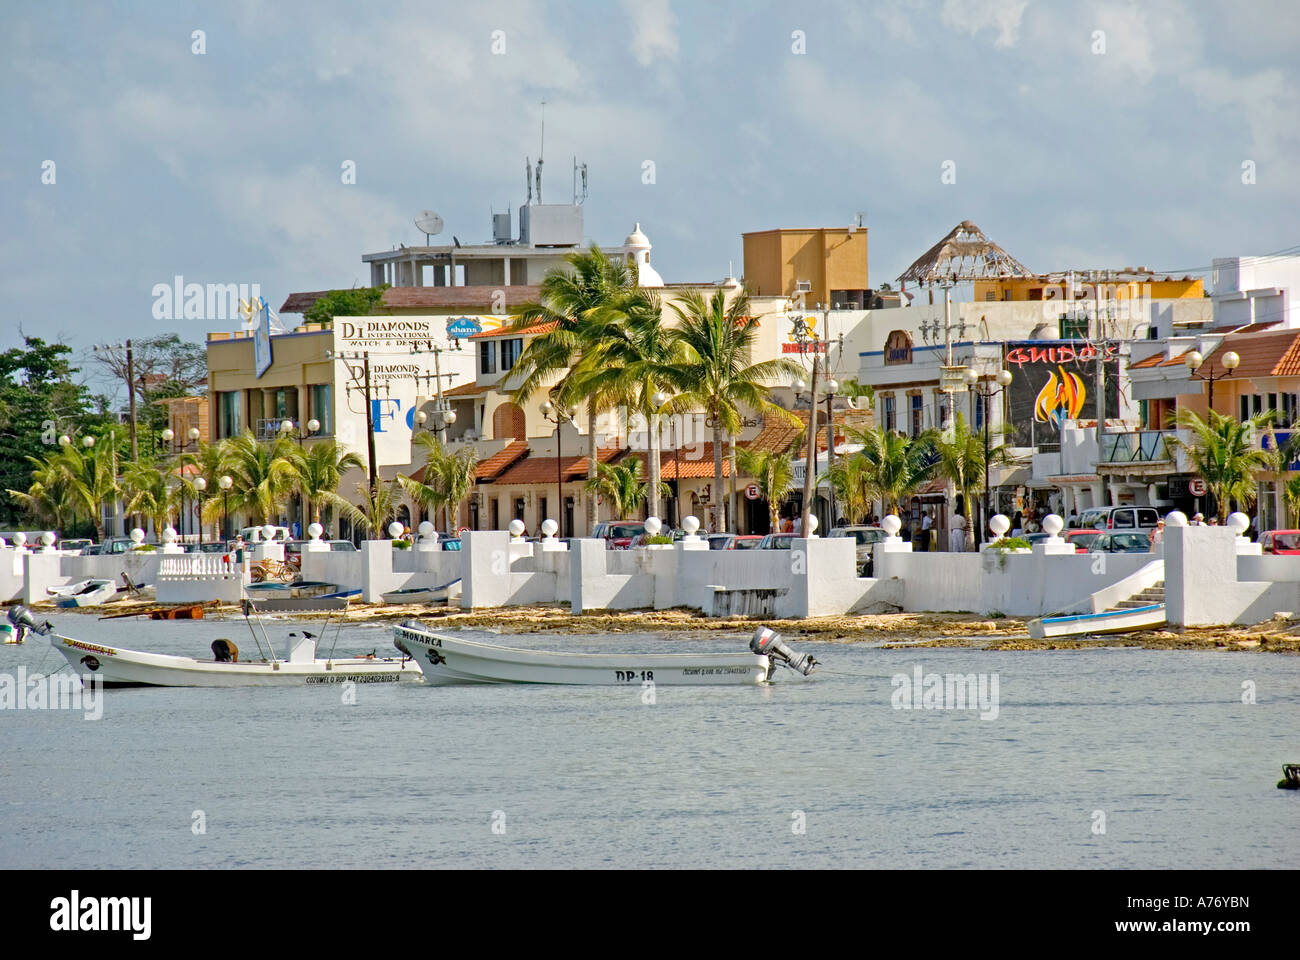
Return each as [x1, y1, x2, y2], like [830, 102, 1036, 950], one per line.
[2, 613, 1297, 869]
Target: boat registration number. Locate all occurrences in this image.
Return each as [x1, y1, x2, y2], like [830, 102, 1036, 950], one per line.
[614, 671, 653, 682]
[305, 674, 400, 684]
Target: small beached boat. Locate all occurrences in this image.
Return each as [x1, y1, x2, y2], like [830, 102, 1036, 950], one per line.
[381, 579, 461, 605]
[393, 622, 819, 686]
[13, 600, 423, 688]
[47, 579, 118, 608]
[1027, 603, 1167, 640]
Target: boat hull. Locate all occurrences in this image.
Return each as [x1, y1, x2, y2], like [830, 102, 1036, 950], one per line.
[1027, 603, 1166, 640]
[49, 634, 424, 687]
[395, 623, 776, 686]
[48, 580, 118, 608]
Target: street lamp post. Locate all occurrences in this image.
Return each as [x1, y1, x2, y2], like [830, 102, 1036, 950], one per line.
[965, 367, 1013, 543]
[823, 377, 839, 528]
[652, 391, 673, 526]
[1185, 349, 1240, 414]
[539, 401, 575, 537]
[218, 474, 233, 540]
[194, 476, 207, 545]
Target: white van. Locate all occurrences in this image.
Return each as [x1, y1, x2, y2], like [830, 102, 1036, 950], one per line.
[1073, 506, 1160, 531]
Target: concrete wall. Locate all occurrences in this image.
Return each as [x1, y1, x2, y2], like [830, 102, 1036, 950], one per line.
[1164, 526, 1300, 626]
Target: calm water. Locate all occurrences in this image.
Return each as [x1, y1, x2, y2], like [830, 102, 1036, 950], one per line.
[2, 612, 1298, 869]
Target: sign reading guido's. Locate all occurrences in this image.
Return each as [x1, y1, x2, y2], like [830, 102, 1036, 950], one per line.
[1003, 341, 1119, 447]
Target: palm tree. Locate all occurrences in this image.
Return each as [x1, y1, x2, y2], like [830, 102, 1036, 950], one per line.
[7, 453, 80, 531]
[1283, 474, 1300, 527]
[736, 445, 797, 532]
[851, 425, 937, 515]
[510, 245, 644, 530]
[584, 459, 667, 522]
[337, 479, 402, 537]
[931, 414, 999, 550]
[294, 439, 364, 532]
[571, 294, 683, 519]
[824, 451, 878, 527]
[121, 456, 179, 535]
[1172, 408, 1274, 521]
[663, 288, 801, 531]
[217, 430, 301, 526]
[49, 429, 122, 542]
[398, 433, 478, 531]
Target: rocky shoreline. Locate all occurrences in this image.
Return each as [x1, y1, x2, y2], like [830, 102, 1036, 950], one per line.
[45, 601, 1300, 653]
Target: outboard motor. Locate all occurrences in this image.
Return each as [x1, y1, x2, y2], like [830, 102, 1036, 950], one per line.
[7, 605, 52, 639]
[750, 626, 818, 677]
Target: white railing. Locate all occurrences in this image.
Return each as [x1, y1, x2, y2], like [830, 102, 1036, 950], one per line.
[160, 555, 238, 579]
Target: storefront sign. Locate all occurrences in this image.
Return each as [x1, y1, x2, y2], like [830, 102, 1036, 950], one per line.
[1004, 340, 1119, 447]
[884, 330, 913, 365]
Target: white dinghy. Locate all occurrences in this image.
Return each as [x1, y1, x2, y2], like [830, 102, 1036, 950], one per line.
[393, 622, 819, 686]
[16, 599, 423, 688]
[1027, 603, 1167, 640]
[47, 579, 118, 608]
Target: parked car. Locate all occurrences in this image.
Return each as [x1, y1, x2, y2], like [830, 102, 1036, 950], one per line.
[827, 525, 888, 576]
[1259, 530, 1300, 554]
[60, 538, 93, 554]
[705, 533, 763, 550]
[591, 521, 649, 549]
[1068, 530, 1151, 553]
[1073, 506, 1160, 531]
[1064, 530, 1102, 553]
[238, 525, 291, 543]
[758, 533, 797, 550]
[440, 538, 461, 552]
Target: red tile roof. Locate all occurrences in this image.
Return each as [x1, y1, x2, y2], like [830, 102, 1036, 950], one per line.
[475, 441, 529, 481]
[468, 320, 557, 340]
[1204, 329, 1300, 379]
[443, 381, 487, 397]
[491, 446, 622, 486]
[1129, 353, 1166, 370]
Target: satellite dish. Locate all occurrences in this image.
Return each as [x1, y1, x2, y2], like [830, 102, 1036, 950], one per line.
[414, 211, 444, 243]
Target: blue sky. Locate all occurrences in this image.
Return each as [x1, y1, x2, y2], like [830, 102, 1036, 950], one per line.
[3, 0, 1298, 373]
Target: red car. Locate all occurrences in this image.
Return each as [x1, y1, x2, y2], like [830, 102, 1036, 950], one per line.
[1064, 530, 1103, 553]
[592, 521, 649, 549]
[1260, 530, 1300, 554]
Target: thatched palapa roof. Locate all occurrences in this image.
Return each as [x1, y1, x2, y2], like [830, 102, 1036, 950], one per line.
[897, 220, 1030, 287]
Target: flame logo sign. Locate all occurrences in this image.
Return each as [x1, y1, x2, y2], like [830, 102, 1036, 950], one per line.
[1034, 366, 1086, 426]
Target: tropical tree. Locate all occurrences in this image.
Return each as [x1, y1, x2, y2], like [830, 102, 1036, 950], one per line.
[1172, 408, 1274, 521]
[736, 445, 797, 532]
[931, 413, 1005, 550]
[47, 429, 123, 542]
[510, 245, 644, 529]
[584, 459, 667, 522]
[217, 430, 302, 525]
[662, 288, 801, 531]
[121, 456, 179, 535]
[575, 293, 681, 519]
[398, 433, 478, 531]
[337, 479, 402, 537]
[824, 450, 878, 527]
[847, 425, 938, 516]
[1283, 474, 1300, 527]
[294, 439, 365, 531]
[6, 453, 80, 531]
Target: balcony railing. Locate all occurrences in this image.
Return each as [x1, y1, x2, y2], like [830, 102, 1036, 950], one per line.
[1099, 430, 1173, 464]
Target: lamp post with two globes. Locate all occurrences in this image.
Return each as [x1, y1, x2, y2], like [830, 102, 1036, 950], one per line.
[1184, 348, 1240, 414]
[964, 366, 1013, 543]
[539, 400, 575, 537]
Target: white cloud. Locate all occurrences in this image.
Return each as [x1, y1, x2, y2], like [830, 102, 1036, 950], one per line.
[941, 0, 1029, 48]
[624, 0, 680, 66]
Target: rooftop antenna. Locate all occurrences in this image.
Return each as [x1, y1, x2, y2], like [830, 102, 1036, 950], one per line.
[535, 100, 545, 204]
[525, 158, 533, 204]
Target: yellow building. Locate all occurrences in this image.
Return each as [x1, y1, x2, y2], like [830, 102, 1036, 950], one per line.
[742, 227, 870, 309]
[973, 271, 1204, 303]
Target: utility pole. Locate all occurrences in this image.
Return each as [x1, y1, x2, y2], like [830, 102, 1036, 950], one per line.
[126, 339, 138, 461]
[363, 352, 377, 496]
[800, 354, 820, 536]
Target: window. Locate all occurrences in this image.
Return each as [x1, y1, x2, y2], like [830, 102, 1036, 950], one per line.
[309, 384, 333, 435]
[1113, 509, 1135, 528]
[882, 395, 896, 432]
[480, 341, 497, 375]
[1241, 396, 1249, 422]
[216, 391, 242, 438]
[910, 395, 924, 436]
[500, 337, 523, 371]
[1059, 316, 1089, 339]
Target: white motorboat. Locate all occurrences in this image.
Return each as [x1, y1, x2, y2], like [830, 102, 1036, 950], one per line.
[12, 600, 423, 688]
[1027, 603, 1167, 640]
[47, 579, 118, 607]
[393, 622, 819, 686]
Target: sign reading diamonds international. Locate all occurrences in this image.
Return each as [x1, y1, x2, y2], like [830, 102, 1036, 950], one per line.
[1003, 341, 1119, 447]
[337, 316, 502, 348]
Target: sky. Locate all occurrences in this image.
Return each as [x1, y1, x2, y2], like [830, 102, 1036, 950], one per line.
[3, 0, 1299, 383]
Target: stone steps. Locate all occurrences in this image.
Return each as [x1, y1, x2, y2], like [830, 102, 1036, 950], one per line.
[1114, 580, 1165, 610]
